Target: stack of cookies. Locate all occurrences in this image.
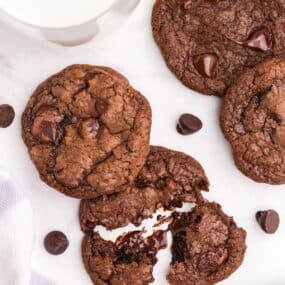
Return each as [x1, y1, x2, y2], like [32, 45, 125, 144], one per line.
[153, 0, 285, 185]
[22, 64, 246, 284]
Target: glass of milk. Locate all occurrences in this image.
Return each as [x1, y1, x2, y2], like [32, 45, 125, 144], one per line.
[0, 0, 140, 45]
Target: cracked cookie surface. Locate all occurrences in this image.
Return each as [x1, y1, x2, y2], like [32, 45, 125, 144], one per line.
[22, 65, 151, 198]
[221, 57, 285, 184]
[82, 230, 165, 285]
[79, 146, 209, 232]
[168, 202, 246, 285]
[152, 0, 285, 96]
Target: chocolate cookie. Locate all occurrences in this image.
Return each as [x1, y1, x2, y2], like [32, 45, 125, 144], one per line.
[221, 57, 285, 184]
[152, 0, 285, 96]
[22, 65, 151, 198]
[82, 230, 166, 285]
[79, 146, 209, 232]
[168, 202, 246, 285]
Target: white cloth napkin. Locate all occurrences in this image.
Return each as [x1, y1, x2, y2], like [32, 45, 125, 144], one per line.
[0, 171, 55, 285]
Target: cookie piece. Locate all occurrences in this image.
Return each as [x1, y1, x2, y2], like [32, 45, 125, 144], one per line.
[79, 146, 209, 232]
[82, 230, 166, 285]
[221, 57, 285, 184]
[152, 0, 285, 96]
[22, 65, 151, 198]
[168, 202, 246, 285]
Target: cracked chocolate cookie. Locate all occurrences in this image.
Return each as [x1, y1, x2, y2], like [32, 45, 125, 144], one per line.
[22, 65, 151, 198]
[152, 0, 285, 96]
[168, 202, 246, 285]
[79, 146, 209, 232]
[82, 230, 166, 285]
[221, 57, 285, 184]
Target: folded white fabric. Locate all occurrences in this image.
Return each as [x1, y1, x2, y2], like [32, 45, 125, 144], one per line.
[0, 171, 55, 285]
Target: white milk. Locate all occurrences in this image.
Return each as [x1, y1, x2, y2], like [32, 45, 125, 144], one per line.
[0, 0, 115, 28]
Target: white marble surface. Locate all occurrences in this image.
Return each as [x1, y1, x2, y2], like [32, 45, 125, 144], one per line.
[0, 1, 285, 284]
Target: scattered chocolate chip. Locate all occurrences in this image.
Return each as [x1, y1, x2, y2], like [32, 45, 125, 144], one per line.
[193, 53, 218, 78]
[44, 231, 69, 255]
[256, 209, 279, 234]
[78, 119, 99, 140]
[177, 113, 203, 135]
[0, 104, 15, 128]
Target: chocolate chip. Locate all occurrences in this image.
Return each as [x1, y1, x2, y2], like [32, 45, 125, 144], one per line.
[78, 119, 99, 140]
[193, 53, 218, 78]
[177, 113, 203, 135]
[245, 27, 272, 52]
[0, 104, 15, 128]
[44, 231, 69, 255]
[256, 210, 279, 234]
[230, 27, 272, 52]
[40, 121, 57, 142]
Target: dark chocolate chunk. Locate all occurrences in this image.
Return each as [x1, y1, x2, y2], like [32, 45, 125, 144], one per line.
[40, 121, 57, 142]
[228, 27, 272, 52]
[245, 28, 272, 52]
[44, 231, 69, 255]
[0, 104, 15, 128]
[256, 209, 280, 234]
[177, 113, 203, 135]
[193, 53, 218, 78]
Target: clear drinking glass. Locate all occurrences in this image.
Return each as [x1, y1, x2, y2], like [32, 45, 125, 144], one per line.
[0, 0, 140, 45]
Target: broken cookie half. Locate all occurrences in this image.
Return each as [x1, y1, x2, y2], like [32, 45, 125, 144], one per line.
[168, 202, 247, 285]
[80, 146, 209, 232]
[82, 230, 167, 285]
